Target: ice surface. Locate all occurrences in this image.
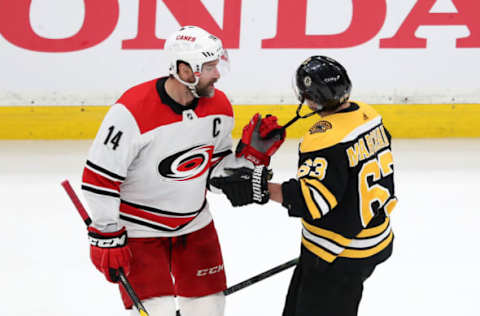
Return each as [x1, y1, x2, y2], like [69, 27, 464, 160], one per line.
[1, 138, 479, 316]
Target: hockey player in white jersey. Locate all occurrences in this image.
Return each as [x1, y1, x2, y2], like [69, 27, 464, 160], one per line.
[81, 26, 273, 316]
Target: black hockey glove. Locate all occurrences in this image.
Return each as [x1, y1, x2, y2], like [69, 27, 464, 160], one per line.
[209, 166, 271, 207]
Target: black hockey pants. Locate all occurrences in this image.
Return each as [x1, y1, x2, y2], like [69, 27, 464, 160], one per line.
[282, 248, 375, 316]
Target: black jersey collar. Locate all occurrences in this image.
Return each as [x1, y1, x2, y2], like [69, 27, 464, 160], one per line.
[337, 102, 360, 113]
[156, 77, 199, 115]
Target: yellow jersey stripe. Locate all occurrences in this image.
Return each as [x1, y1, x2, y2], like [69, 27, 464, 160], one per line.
[301, 236, 337, 263]
[357, 217, 390, 238]
[302, 220, 351, 247]
[341, 115, 382, 143]
[385, 197, 398, 215]
[304, 178, 338, 210]
[300, 180, 322, 220]
[339, 231, 393, 259]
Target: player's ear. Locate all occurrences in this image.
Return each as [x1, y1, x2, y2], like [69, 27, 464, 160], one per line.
[177, 62, 193, 81]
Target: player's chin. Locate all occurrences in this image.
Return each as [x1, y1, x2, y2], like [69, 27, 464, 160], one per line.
[307, 103, 321, 112]
[198, 85, 215, 98]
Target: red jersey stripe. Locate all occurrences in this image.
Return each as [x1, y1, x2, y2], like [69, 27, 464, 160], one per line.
[120, 202, 196, 229]
[82, 167, 121, 192]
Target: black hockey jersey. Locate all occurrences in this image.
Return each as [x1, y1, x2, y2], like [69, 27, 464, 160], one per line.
[282, 101, 397, 266]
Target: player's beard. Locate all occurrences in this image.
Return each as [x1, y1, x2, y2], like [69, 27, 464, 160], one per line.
[196, 79, 217, 97]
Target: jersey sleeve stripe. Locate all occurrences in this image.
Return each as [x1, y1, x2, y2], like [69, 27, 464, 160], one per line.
[303, 178, 338, 210]
[308, 184, 331, 216]
[300, 180, 322, 220]
[213, 149, 232, 157]
[81, 184, 120, 198]
[82, 167, 122, 192]
[210, 151, 231, 169]
[86, 160, 126, 181]
[208, 150, 233, 178]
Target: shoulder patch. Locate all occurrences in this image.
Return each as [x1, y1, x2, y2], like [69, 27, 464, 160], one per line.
[300, 101, 381, 153]
[309, 120, 332, 134]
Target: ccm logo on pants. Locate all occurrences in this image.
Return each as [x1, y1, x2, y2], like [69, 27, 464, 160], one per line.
[196, 264, 224, 277]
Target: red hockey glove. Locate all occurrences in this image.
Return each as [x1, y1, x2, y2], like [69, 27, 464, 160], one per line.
[259, 114, 284, 139]
[88, 226, 132, 283]
[235, 113, 286, 166]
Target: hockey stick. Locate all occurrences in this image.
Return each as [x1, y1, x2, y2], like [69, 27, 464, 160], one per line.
[174, 258, 299, 316]
[223, 257, 298, 295]
[63, 180, 298, 316]
[61, 180, 149, 316]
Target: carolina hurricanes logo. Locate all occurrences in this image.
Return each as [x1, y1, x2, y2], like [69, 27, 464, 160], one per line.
[158, 145, 214, 181]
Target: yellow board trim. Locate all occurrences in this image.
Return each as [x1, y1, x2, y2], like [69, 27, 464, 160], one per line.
[1, 104, 480, 139]
[0, 106, 108, 140]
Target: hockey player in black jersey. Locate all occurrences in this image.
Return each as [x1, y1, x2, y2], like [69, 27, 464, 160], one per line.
[210, 55, 397, 316]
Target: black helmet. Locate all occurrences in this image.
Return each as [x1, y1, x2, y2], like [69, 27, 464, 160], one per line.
[294, 55, 352, 111]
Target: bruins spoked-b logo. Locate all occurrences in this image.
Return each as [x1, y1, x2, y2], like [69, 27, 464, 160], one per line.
[309, 121, 332, 134]
[158, 145, 214, 181]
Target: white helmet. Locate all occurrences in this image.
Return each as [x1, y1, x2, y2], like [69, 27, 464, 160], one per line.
[164, 26, 229, 97]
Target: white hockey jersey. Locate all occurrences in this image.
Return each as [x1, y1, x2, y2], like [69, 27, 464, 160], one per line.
[82, 77, 248, 237]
